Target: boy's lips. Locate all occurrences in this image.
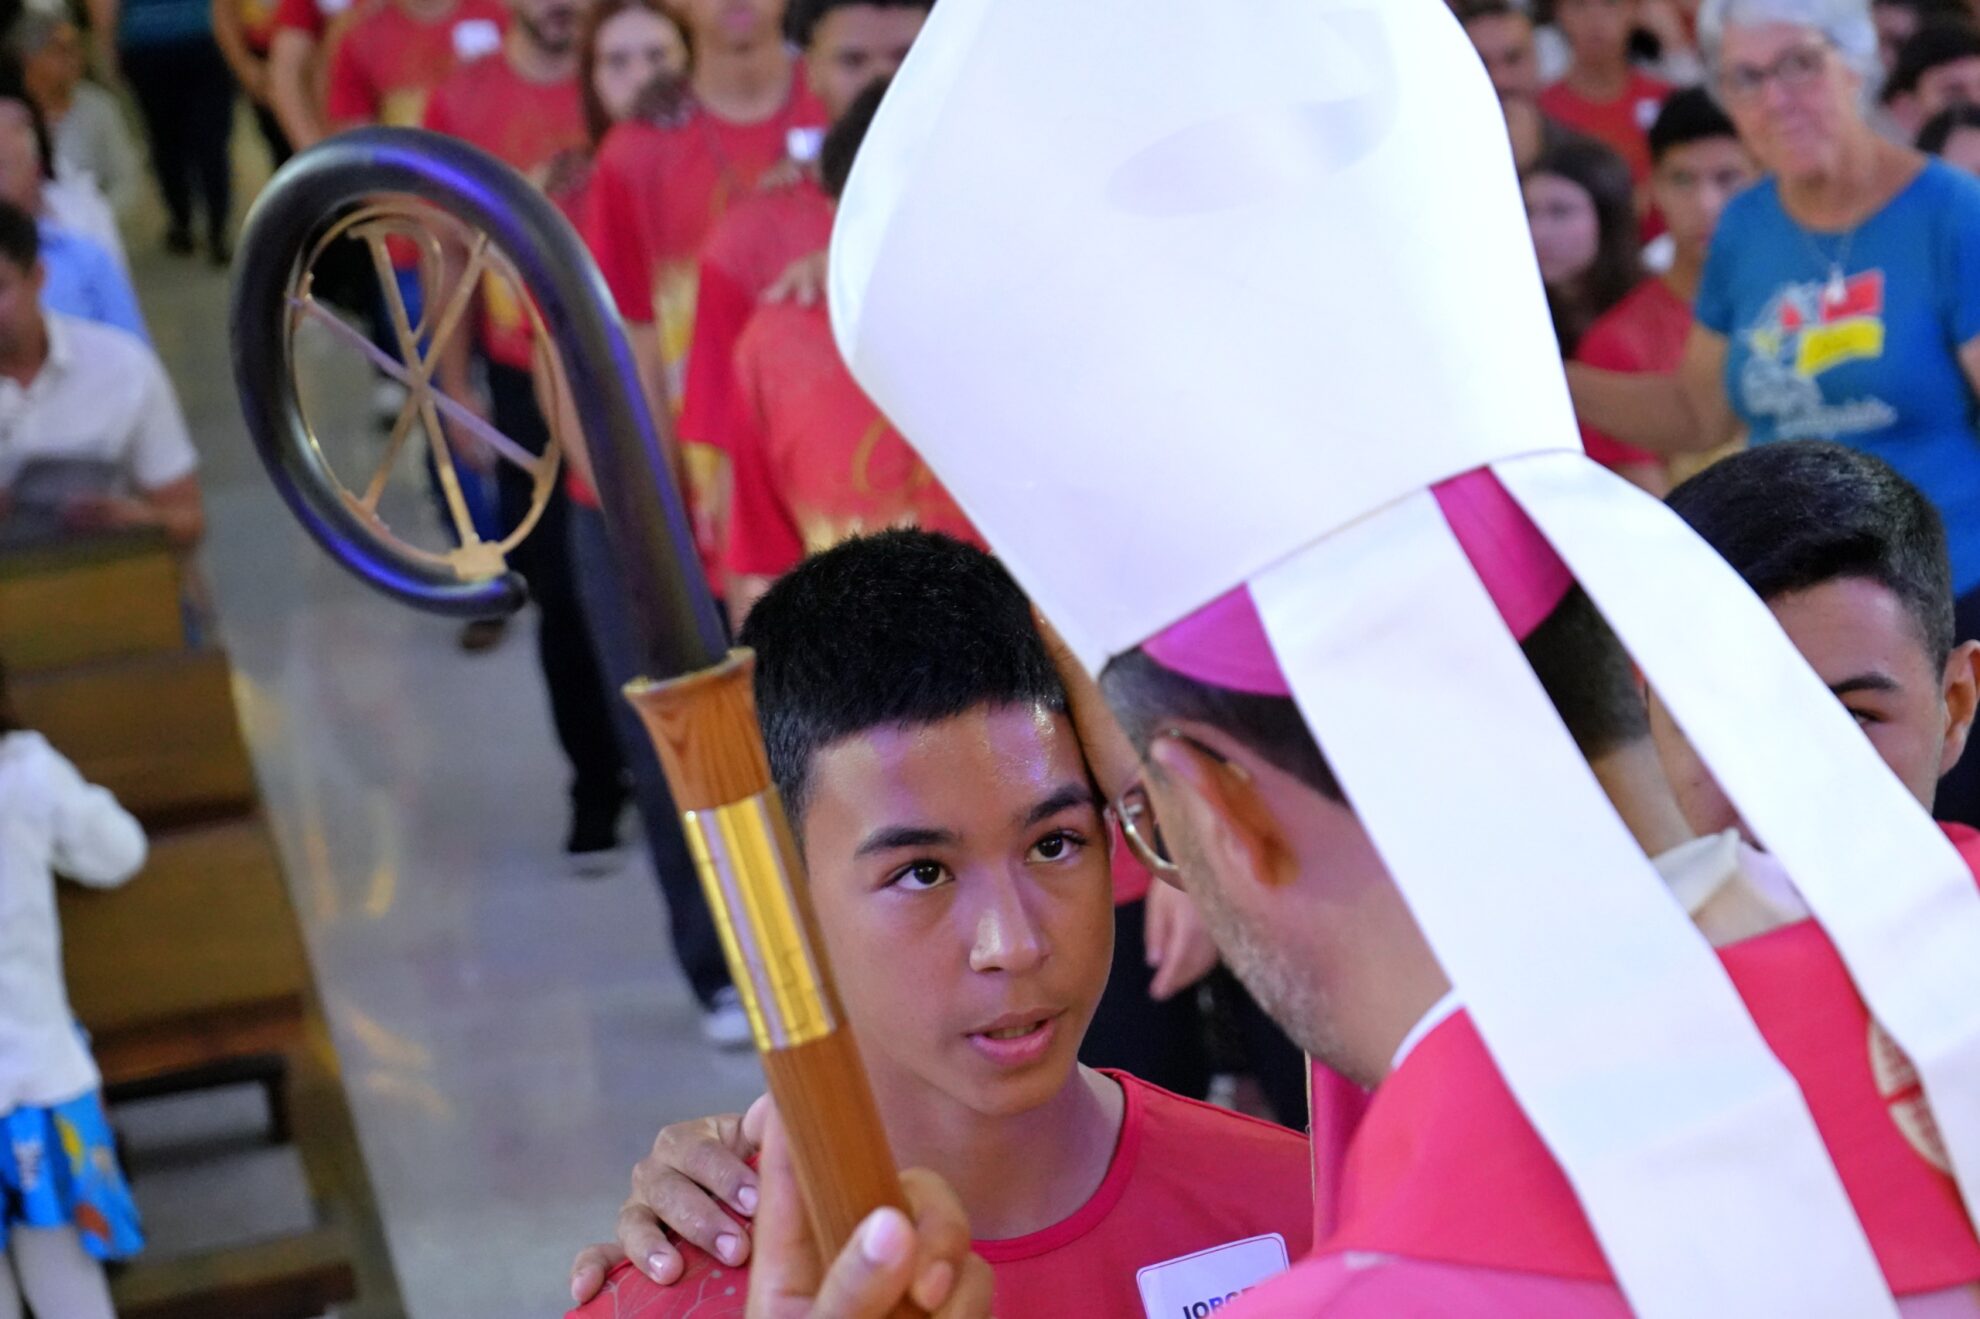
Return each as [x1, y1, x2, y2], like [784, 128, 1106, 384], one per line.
[965, 1009, 1064, 1067]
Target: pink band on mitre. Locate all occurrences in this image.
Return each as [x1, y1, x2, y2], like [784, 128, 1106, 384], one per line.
[1140, 469, 1573, 695]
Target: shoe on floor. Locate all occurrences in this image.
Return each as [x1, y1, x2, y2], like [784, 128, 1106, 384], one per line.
[701, 987, 752, 1050]
[564, 797, 624, 876]
[457, 617, 507, 653]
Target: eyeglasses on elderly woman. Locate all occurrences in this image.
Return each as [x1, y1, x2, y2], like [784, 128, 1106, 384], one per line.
[1718, 41, 1834, 101]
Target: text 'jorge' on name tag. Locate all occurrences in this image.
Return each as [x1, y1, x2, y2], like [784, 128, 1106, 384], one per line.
[1136, 1233, 1289, 1319]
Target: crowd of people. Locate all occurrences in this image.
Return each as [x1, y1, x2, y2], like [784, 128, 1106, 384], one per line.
[3, 0, 1980, 1311]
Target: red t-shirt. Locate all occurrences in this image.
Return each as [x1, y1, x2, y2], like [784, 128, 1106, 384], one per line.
[422, 56, 586, 369]
[724, 300, 983, 581]
[677, 177, 834, 455]
[324, 0, 507, 130]
[1536, 71, 1670, 184]
[566, 1071, 1314, 1319]
[576, 70, 826, 543]
[1573, 276, 1691, 473]
[271, 0, 337, 42]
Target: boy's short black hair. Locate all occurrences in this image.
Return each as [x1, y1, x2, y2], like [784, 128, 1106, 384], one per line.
[1886, 20, 1980, 101]
[0, 196, 38, 272]
[1667, 441, 1956, 666]
[740, 530, 1067, 819]
[784, 0, 932, 49]
[820, 77, 887, 201]
[1648, 87, 1739, 165]
[1100, 585, 1649, 803]
[1918, 102, 1980, 153]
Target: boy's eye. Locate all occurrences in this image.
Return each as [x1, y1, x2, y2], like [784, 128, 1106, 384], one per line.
[1846, 706, 1883, 728]
[888, 860, 951, 891]
[1028, 830, 1086, 864]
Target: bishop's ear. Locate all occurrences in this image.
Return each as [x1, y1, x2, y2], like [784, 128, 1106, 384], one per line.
[1147, 730, 1293, 897]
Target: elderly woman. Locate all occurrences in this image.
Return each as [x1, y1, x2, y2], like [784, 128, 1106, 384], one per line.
[1567, 0, 1980, 636]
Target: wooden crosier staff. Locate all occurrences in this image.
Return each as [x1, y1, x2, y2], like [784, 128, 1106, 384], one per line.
[229, 128, 917, 1304]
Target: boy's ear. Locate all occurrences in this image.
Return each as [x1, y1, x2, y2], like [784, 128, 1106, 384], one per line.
[1940, 640, 1980, 780]
[1148, 733, 1295, 897]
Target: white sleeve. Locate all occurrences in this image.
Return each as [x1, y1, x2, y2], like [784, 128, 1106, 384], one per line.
[128, 349, 199, 490]
[36, 739, 147, 888]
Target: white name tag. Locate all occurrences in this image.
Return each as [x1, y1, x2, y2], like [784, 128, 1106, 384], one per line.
[1136, 1233, 1289, 1319]
[453, 17, 501, 60]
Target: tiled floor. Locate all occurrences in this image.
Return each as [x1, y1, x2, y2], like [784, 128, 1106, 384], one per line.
[130, 142, 765, 1318]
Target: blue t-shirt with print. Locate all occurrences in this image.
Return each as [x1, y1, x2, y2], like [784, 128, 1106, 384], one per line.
[1697, 159, 1980, 595]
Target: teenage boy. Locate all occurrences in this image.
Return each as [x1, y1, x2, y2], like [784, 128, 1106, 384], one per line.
[1576, 88, 1756, 492]
[567, 531, 1314, 1317]
[1881, 20, 1980, 141]
[1660, 440, 1980, 831]
[1537, 0, 1670, 185]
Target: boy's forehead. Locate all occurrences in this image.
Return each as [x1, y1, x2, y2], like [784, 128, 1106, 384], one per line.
[805, 704, 1087, 828]
[1768, 575, 1939, 675]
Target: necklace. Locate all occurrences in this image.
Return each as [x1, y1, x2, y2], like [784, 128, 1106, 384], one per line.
[1801, 221, 1860, 309]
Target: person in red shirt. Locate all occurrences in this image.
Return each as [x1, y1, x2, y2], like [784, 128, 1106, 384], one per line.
[721, 81, 973, 619]
[419, 0, 644, 877]
[322, 0, 506, 131]
[265, 0, 346, 149]
[675, 0, 931, 509]
[1575, 89, 1755, 493]
[554, 0, 748, 1049]
[212, 0, 291, 165]
[578, 0, 827, 574]
[565, 531, 1314, 1318]
[1537, 0, 1671, 186]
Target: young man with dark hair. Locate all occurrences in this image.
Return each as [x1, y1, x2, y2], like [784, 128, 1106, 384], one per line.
[623, 0, 930, 588]
[566, 531, 1313, 1318]
[1662, 440, 1980, 830]
[1575, 88, 1756, 493]
[0, 200, 202, 547]
[1882, 19, 1980, 140]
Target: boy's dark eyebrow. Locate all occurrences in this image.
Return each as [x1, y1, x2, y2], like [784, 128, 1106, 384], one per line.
[855, 824, 960, 858]
[1830, 673, 1903, 698]
[1019, 782, 1101, 829]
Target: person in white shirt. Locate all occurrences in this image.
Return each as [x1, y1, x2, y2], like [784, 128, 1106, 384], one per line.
[0, 202, 201, 545]
[0, 667, 146, 1319]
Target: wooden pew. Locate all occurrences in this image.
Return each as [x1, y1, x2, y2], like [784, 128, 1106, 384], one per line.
[60, 820, 309, 1086]
[61, 819, 375, 1318]
[10, 649, 259, 831]
[0, 531, 184, 674]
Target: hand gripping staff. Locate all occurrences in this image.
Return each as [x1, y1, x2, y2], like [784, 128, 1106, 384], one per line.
[229, 128, 918, 1309]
